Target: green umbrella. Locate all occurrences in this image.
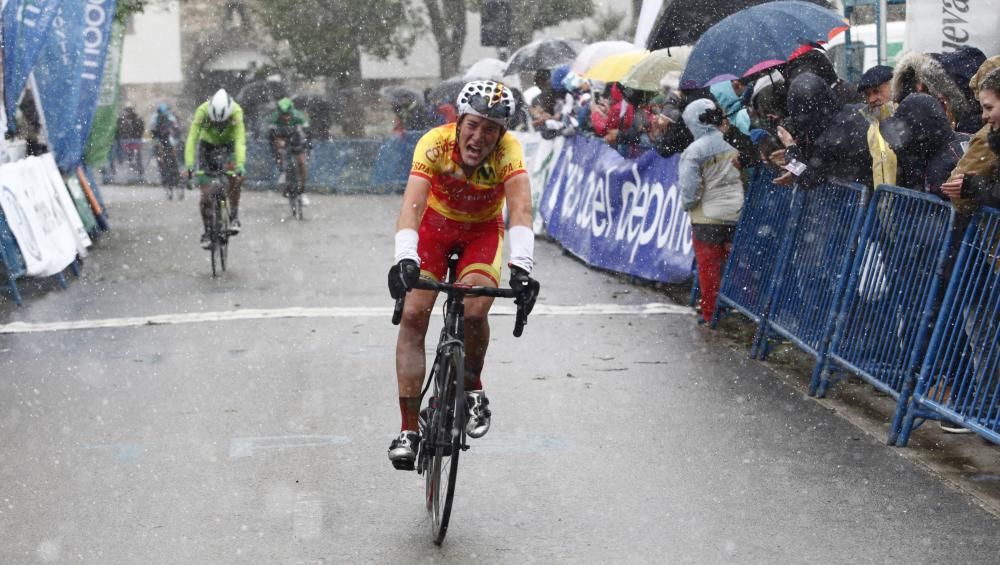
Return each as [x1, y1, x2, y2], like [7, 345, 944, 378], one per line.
[620, 46, 692, 91]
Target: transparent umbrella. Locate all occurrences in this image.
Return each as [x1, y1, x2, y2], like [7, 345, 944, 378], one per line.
[505, 38, 579, 74]
[620, 47, 693, 92]
[463, 58, 508, 81]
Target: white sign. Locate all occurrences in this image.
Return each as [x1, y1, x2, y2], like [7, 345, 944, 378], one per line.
[0, 158, 80, 276]
[904, 0, 1000, 55]
[39, 153, 92, 257]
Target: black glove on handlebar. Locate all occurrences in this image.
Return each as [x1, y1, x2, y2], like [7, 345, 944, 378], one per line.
[509, 266, 540, 316]
[388, 259, 420, 299]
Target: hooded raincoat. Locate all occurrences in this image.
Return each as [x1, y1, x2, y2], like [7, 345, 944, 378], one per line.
[679, 98, 744, 228]
[784, 73, 872, 188]
[881, 93, 969, 197]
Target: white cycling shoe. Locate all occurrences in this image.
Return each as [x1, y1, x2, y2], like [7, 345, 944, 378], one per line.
[465, 390, 491, 438]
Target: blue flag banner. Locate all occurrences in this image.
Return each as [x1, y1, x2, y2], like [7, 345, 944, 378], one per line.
[539, 135, 694, 284]
[32, 0, 117, 172]
[2, 0, 63, 131]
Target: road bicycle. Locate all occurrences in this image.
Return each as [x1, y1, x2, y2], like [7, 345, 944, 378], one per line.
[392, 256, 533, 545]
[272, 134, 306, 220]
[201, 170, 232, 277]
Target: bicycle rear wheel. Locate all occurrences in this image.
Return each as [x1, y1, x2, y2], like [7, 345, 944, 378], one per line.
[219, 199, 229, 272]
[425, 345, 465, 545]
[209, 199, 220, 277]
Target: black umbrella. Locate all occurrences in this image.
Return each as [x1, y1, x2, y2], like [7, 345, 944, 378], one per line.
[379, 85, 423, 108]
[426, 77, 467, 106]
[505, 38, 579, 74]
[646, 0, 834, 49]
[292, 94, 334, 140]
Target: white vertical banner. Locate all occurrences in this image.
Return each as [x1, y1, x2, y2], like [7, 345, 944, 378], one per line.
[904, 0, 1000, 55]
[0, 158, 78, 276]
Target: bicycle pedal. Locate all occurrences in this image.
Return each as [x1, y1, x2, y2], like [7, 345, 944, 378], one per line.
[391, 459, 415, 471]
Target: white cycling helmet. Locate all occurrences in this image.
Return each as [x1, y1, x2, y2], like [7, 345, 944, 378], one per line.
[208, 89, 234, 123]
[456, 80, 516, 126]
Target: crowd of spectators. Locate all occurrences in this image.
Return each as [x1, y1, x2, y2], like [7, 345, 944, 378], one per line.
[520, 46, 1000, 352]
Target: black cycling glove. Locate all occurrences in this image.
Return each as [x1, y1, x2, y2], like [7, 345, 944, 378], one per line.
[388, 259, 420, 299]
[509, 266, 540, 316]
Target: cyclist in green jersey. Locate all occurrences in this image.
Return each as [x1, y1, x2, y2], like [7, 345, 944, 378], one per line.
[266, 97, 310, 196]
[184, 89, 247, 249]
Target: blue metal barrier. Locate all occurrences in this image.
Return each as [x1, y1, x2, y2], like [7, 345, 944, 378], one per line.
[104, 135, 420, 194]
[0, 209, 27, 305]
[757, 181, 869, 380]
[898, 207, 1000, 446]
[714, 166, 794, 327]
[815, 185, 954, 443]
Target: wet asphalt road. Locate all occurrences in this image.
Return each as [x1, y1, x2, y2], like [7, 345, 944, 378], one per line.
[1, 186, 999, 564]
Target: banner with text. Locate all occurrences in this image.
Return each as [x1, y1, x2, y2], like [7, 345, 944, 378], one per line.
[2, 0, 63, 130]
[0, 157, 78, 276]
[540, 135, 693, 284]
[904, 0, 1000, 55]
[32, 0, 117, 172]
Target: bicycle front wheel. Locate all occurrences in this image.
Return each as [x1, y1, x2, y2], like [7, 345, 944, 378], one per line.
[425, 345, 465, 545]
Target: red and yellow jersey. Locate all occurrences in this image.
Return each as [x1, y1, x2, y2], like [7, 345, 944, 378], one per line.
[409, 123, 527, 223]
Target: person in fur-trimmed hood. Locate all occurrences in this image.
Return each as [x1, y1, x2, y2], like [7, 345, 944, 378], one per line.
[892, 47, 986, 135]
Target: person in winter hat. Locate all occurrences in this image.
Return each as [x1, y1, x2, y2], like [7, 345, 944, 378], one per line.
[892, 48, 986, 135]
[678, 98, 744, 324]
[857, 65, 898, 187]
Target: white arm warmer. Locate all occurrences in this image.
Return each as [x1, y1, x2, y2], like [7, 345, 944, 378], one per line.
[394, 228, 420, 264]
[507, 225, 535, 273]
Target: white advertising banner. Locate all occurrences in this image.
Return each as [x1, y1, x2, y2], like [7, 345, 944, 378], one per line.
[39, 153, 91, 257]
[0, 158, 79, 276]
[904, 0, 1000, 56]
[513, 131, 565, 234]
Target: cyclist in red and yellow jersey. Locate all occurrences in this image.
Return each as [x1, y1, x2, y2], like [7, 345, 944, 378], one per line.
[387, 80, 540, 468]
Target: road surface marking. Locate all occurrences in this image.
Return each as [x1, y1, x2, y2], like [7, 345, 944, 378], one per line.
[229, 435, 352, 458]
[0, 303, 689, 334]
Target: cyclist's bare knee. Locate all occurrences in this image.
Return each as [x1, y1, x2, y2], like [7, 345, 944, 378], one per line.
[399, 289, 436, 334]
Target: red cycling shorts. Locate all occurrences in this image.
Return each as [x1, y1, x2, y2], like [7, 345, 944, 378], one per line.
[418, 207, 504, 285]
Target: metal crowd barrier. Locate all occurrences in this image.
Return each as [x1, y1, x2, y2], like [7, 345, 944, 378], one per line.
[814, 186, 954, 443]
[101, 134, 422, 193]
[713, 166, 794, 327]
[0, 210, 28, 305]
[755, 181, 869, 391]
[898, 206, 1000, 446]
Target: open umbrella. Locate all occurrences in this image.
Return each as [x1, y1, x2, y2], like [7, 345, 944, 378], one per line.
[680, 0, 848, 88]
[463, 58, 508, 81]
[645, 0, 835, 49]
[426, 77, 467, 106]
[505, 38, 579, 74]
[572, 40, 642, 74]
[582, 50, 650, 83]
[620, 47, 692, 91]
[379, 85, 423, 107]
